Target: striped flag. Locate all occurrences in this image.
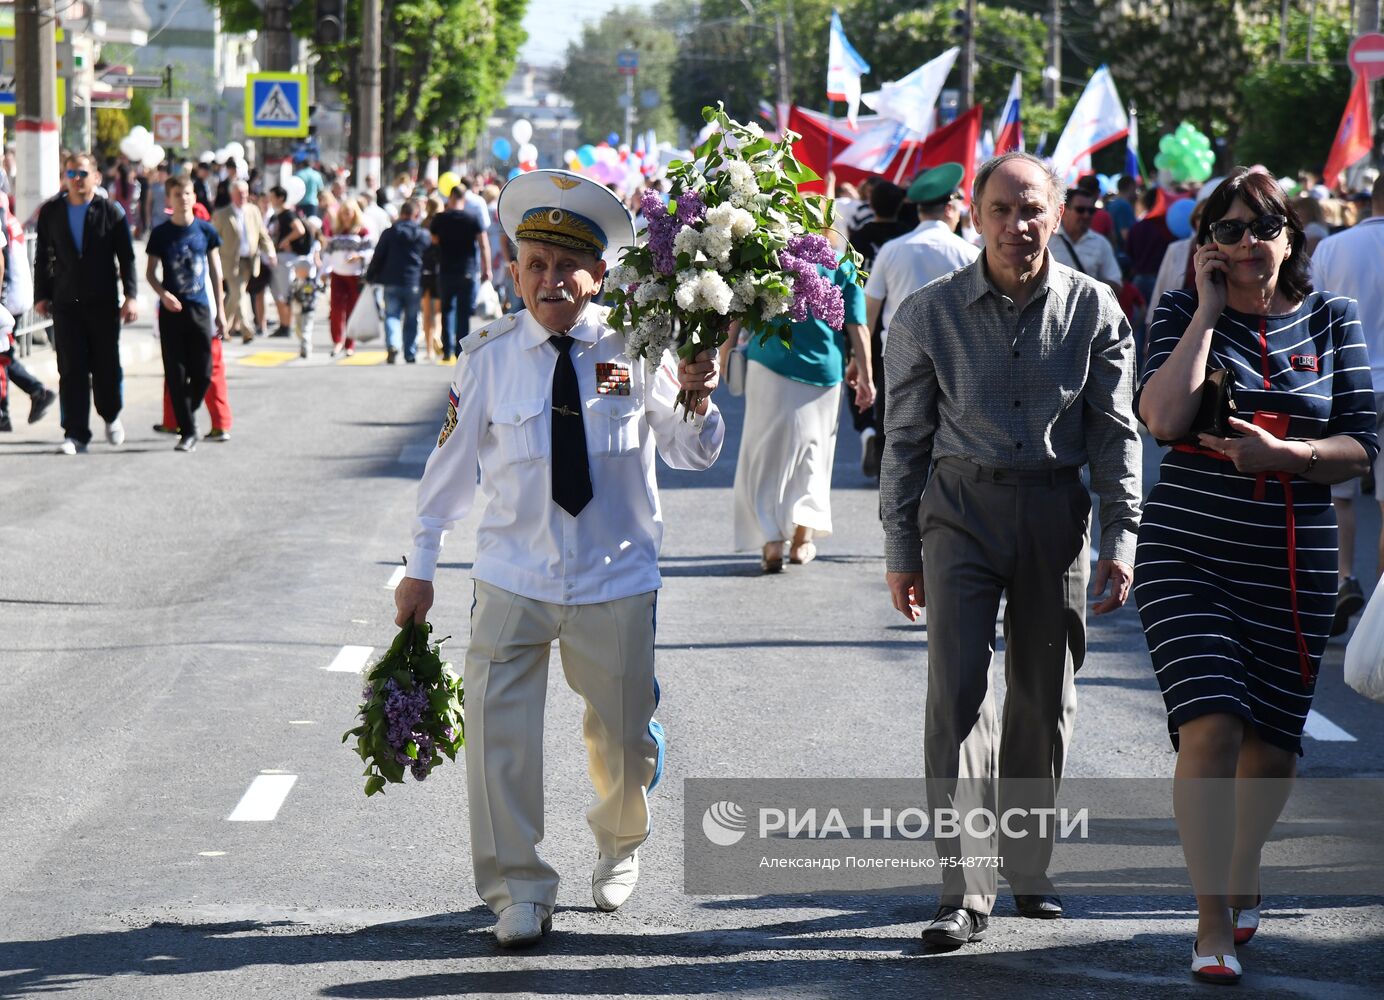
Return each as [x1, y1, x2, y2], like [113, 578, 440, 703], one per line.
[994, 72, 1023, 154]
[1050, 66, 1128, 183]
[1124, 106, 1141, 181]
[827, 11, 871, 127]
[1324, 74, 1372, 190]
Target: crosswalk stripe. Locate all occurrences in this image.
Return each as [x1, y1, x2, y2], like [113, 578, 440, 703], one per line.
[227, 774, 298, 821]
[326, 645, 374, 672]
[1303, 709, 1355, 742]
[238, 350, 300, 367]
[338, 350, 389, 366]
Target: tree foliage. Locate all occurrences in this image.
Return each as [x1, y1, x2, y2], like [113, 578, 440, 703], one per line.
[558, 5, 681, 144]
[1236, 3, 1354, 174]
[208, 0, 525, 169]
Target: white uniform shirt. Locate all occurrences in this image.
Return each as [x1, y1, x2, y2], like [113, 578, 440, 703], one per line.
[864, 220, 980, 335]
[1048, 228, 1121, 284]
[1312, 217, 1384, 391]
[408, 304, 725, 604]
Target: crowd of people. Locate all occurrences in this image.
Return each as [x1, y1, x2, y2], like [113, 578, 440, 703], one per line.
[2, 146, 517, 451]
[6, 129, 1383, 984]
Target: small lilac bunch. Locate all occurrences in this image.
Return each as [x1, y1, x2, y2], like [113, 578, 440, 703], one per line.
[345, 621, 464, 796]
[606, 104, 864, 415]
[779, 234, 846, 327]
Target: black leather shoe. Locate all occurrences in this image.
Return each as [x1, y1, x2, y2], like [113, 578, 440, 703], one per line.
[921, 906, 988, 950]
[1014, 894, 1063, 918]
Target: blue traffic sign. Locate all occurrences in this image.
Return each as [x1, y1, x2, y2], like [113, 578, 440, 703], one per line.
[244, 72, 309, 138]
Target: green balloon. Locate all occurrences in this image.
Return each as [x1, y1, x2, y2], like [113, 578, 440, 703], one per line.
[1154, 151, 1173, 169]
[1159, 134, 1177, 154]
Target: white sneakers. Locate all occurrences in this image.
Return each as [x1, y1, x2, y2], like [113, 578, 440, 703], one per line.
[591, 851, 639, 912]
[105, 419, 125, 446]
[494, 902, 552, 948]
[59, 438, 86, 455]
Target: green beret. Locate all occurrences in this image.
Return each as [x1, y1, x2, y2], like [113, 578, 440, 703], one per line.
[907, 162, 965, 207]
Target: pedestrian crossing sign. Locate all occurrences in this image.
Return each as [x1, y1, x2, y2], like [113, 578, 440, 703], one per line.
[244, 72, 309, 138]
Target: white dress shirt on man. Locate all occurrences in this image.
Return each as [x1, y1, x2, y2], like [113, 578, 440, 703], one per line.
[864, 220, 980, 337]
[408, 304, 724, 603]
[1048, 228, 1122, 285]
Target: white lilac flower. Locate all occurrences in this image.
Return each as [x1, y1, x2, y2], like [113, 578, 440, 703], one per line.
[726, 207, 756, 239]
[634, 281, 668, 305]
[742, 122, 764, 139]
[730, 276, 757, 312]
[698, 271, 734, 315]
[675, 270, 702, 311]
[700, 228, 733, 270]
[673, 226, 701, 259]
[758, 284, 792, 319]
[606, 263, 639, 288]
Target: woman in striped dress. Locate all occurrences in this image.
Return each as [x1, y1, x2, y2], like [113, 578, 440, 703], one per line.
[1135, 168, 1377, 985]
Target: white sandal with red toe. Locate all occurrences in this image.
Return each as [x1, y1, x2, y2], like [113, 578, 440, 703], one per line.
[1191, 943, 1242, 985]
[1233, 900, 1260, 945]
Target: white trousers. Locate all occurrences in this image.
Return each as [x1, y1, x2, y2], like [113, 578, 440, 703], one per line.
[464, 579, 664, 914]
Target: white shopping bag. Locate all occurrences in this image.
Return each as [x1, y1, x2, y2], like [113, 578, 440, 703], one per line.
[1344, 583, 1384, 703]
[475, 280, 501, 320]
[346, 285, 382, 343]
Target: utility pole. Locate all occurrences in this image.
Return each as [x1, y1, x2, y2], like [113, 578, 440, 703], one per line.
[774, 13, 790, 110]
[15, 0, 60, 223]
[359, 0, 383, 194]
[953, 0, 977, 111]
[1045, 0, 1062, 111]
[263, 0, 294, 186]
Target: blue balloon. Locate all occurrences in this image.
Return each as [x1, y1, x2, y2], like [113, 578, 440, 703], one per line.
[492, 137, 512, 161]
[507, 167, 522, 181]
[606, 132, 620, 146]
[1166, 197, 1196, 240]
[576, 144, 597, 167]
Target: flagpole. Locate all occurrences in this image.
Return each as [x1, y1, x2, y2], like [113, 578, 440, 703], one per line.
[825, 99, 837, 197]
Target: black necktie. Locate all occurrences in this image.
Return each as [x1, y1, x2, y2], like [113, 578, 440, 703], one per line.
[550, 336, 593, 517]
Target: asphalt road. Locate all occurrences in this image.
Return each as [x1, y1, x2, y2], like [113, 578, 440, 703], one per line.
[1, 305, 1381, 1000]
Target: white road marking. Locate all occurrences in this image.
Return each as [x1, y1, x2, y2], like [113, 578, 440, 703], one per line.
[326, 645, 373, 673]
[227, 774, 298, 822]
[288, 720, 316, 725]
[397, 442, 433, 464]
[1304, 709, 1356, 742]
[350, 618, 368, 624]
[385, 565, 406, 589]
[198, 851, 227, 857]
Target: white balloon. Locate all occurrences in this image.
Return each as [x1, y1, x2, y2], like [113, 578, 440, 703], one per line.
[128, 126, 151, 139]
[517, 142, 538, 164]
[142, 144, 166, 169]
[511, 119, 533, 144]
[119, 135, 146, 159]
[224, 141, 245, 159]
[199, 151, 216, 164]
[214, 147, 229, 164]
[284, 175, 307, 205]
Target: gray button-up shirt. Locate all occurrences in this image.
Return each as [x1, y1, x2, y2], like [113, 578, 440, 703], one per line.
[880, 251, 1141, 573]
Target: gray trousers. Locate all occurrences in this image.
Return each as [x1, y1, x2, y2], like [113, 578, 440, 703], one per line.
[919, 457, 1090, 913]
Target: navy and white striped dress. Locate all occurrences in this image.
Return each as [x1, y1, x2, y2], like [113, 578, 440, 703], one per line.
[1134, 290, 1379, 755]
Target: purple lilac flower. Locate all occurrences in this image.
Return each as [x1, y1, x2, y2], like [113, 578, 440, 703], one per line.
[641, 189, 679, 276]
[411, 760, 431, 781]
[786, 234, 838, 267]
[780, 251, 846, 328]
[675, 189, 705, 226]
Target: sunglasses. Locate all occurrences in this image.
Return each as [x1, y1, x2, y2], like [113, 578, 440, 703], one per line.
[65, 169, 90, 179]
[1208, 214, 1286, 245]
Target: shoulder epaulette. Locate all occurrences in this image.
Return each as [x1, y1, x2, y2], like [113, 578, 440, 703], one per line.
[460, 312, 520, 355]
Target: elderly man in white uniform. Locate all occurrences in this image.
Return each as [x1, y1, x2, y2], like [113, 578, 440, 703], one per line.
[394, 170, 724, 948]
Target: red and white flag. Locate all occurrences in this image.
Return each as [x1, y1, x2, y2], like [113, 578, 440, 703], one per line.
[1324, 73, 1373, 191]
[994, 72, 1023, 154]
[1049, 66, 1128, 183]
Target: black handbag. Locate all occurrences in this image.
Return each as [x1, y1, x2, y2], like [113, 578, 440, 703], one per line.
[1158, 369, 1238, 446]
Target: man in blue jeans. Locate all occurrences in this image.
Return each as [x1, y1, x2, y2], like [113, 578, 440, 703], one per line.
[430, 186, 492, 359]
[364, 198, 432, 363]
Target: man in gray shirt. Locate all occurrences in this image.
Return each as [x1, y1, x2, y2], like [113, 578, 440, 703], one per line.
[881, 151, 1141, 950]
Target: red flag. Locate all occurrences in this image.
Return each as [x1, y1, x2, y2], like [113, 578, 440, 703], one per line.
[1324, 74, 1372, 191]
[787, 105, 983, 197]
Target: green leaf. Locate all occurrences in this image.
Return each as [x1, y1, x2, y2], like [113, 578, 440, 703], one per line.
[364, 775, 387, 797]
[404, 741, 419, 760]
[782, 161, 820, 185]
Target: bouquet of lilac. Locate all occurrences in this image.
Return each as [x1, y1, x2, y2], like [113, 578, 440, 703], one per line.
[343, 621, 464, 796]
[605, 104, 861, 413]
